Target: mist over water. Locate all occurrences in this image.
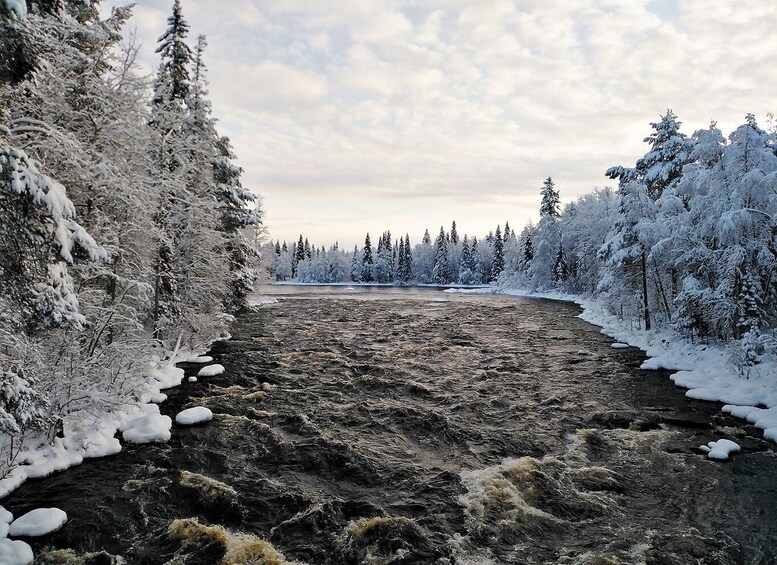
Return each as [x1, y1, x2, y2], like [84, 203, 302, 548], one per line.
[4, 286, 777, 564]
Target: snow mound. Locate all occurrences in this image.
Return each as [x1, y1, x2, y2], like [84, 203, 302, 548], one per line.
[122, 413, 172, 444]
[699, 439, 741, 461]
[0, 506, 12, 538]
[8, 507, 67, 537]
[343, 287, 356, 291]
[198, 364, 225, 377]
[188, 376, 197, 383]
[148, 363, 184, 390]
[611, 343, 629, 349]
[190, 356, 213, 363]
[0, 538, 33, 565]
[175, 407, 213, 426]
[576, 350, 591, 356]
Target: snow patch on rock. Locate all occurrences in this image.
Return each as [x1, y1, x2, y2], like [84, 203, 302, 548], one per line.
[175, 407, 213, 426]
[8, 507, 67, 537]
[198, 364, 225, 377]
[699, 439, 741, 461]
[0, 538, 33, 565]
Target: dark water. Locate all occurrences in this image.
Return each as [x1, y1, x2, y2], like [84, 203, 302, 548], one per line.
[4, 286, 777, 564]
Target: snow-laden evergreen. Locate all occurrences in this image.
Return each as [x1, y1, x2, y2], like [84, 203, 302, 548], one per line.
[0, 0, 263, 487]
[501, 110, 777, 381]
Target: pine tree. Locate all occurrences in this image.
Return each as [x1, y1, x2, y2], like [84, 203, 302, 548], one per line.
[504, 221, 511, 240]
[422, 229, 431, 245]
[397, 237, 406, 283]
[540, 177, 560, 218]
[450, 221, 459, 245]
[491, 224, 504, 281]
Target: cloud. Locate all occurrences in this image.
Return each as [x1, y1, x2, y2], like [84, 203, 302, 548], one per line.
[107, 0, 777, 247]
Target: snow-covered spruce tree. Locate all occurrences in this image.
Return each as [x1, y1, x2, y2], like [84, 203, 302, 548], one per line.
[433, 226, 450, 284]
[396, 237, 406, 284]
[524, 179, 564, 290]
[413, 229, 434, 283]
[374, 231, 392, 283]
[540, 177, 560, 218]
[361, 233, 374, 282]
[351, 244, 362, 283]
[458, 235, 476, 285]
[491, 224, 504, 282]
[148, 0, 196, 336]
[403, 234, 413, 282]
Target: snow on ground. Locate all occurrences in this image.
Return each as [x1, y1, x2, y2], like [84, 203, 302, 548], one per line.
[0, 538, 33, 565]
[8, 508, 67, 537]
[175, 406, 213, 426]
[188, 376, 198, 383]
[198, 364, 225, 377]
[611, 343, 629, 349]
[474, 285, 777, 447]
[699, 439, 741, 461]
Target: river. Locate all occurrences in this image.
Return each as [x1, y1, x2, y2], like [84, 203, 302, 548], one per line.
[3, 286, 777, 564]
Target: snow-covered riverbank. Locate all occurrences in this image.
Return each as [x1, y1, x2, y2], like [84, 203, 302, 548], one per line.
[448, 286, 777, 448]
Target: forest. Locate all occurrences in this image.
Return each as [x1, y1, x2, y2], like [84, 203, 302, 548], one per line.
[0, 0, 262, 476]
[275, 110, 777, 373]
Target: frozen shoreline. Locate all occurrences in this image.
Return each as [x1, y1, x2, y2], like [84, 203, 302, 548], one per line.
[447, 285, 777, 447]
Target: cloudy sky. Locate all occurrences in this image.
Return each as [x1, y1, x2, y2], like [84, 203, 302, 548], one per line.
[106, 0, 777, 248]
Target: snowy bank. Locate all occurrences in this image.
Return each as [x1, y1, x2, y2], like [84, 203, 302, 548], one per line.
[0, 347, 214, 499]
[453, 285, 777, 448]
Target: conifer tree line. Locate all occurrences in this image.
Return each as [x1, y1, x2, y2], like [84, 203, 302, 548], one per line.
[269, 219, 512, 286]
[271, 109, 777, 370]
[502, 111, 777, 370]
[0, 0, 262, 472]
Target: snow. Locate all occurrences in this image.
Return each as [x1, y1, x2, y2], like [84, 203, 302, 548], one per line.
[0, 539, 33, 565]
[198, 364, 225, 377]
[700, 439, 741, 461]
[4, 0, 27, 18]
[0, 506, 12, 538]
[175, 406, 213, 425]
[188, 376, 198, 383]
[190, 356, 213, 363]
[248, 296, 279, 306]
[611, 343, 629, 349]
[8, 508, 67, 537]
[121, 410, 172, 444]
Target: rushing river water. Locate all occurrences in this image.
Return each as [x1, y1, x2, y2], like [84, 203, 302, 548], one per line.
[4, 286, 777, 564]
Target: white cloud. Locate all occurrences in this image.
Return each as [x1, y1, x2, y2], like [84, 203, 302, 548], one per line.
[108, 0, 777, 247]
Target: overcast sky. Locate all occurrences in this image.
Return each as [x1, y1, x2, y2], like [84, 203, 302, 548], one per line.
[106, 0, 777, 248]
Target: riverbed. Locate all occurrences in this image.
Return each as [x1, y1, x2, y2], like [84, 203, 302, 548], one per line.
[4, 286, 777, 564]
